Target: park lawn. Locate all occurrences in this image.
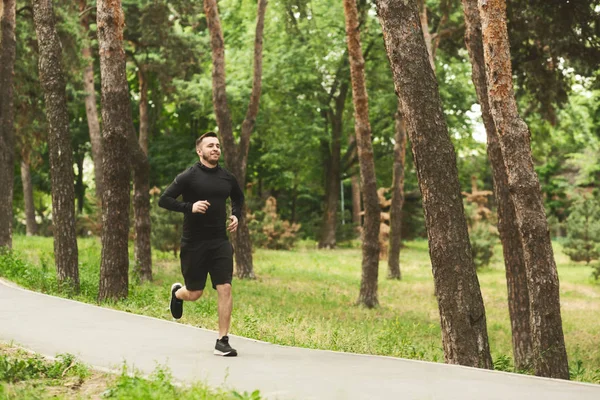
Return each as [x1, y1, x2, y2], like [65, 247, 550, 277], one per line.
[2, 235, 600, 384]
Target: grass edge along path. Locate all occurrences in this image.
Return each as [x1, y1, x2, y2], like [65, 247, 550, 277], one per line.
[0, 342, 262, 400]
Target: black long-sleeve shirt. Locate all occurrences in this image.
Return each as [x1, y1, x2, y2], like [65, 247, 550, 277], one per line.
[158, 162, 244, 243]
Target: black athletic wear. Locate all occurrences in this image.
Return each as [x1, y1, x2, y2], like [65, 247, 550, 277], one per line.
[159, 162, 244, 290]
[170, 283, 183, 319]
[158, 162, 244, 243]
[214, 335, 237, 357]
[180, 239, 233, 290]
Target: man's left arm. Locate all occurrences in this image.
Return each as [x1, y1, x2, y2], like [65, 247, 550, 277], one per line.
[229, 175, 245, 231]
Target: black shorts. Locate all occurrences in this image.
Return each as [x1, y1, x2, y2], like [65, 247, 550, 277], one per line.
[180, 239, 233, 291]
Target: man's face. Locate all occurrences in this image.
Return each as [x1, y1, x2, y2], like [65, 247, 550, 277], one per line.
[197, 136, 221, 165]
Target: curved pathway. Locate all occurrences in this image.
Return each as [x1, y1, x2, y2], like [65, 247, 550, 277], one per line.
[1, 279, 598, 399]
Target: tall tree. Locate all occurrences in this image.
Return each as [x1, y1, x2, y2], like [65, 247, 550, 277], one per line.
[130, 100, 152, 282]
[319, 79, 349, 249]
[375, 0, 492, 368]
[204, 0, 268, 278]
[97, 0, 133, 301]
[478, 0, 569, 379]
[387, 104, 407, 280]
[0, 0, 16, 249]
[343, 0, 380, 308]
[32, 0, 79, 291]
[20, 150, 38, 236]
[79, 0, 103, 201]
[461, 0, 532, 370]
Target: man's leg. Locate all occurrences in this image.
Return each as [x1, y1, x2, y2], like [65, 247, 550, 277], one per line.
[176, 287, 203, 301]
[214, 283, 237, 356]
[216, 283, 232, 338]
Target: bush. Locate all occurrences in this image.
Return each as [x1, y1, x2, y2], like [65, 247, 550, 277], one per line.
[248, 197, 301, 250]
[470, 223, 497, 269]
[563, 195, 600, 265]
[150, 188, 182, 257]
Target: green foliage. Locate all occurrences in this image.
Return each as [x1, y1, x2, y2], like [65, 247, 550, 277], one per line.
[248, 197, 301, 250]
[103, 363, 262, 400]
[463, 191, 499, 270]
[150, 191, 183, 257]
[492, 354, 513, 372]
[0, 346, 261, 399]
[563, 195, 600, 266]
[469, 222, 498, 270]
[0, 352, 88, 384]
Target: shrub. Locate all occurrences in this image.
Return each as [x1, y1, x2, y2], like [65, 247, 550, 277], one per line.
[150, 188, 182, 257]
[563, 195, 600, 265]
[462, 177, 499, 270]
[248, 197, 301, 250]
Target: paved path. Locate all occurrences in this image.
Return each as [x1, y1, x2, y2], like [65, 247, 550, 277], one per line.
[1, 280, 599, 399]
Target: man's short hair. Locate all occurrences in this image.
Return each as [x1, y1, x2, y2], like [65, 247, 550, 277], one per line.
[196, 131, 218, 148]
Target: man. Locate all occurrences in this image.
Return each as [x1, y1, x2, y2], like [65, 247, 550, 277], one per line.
[159, 131, 244, 357]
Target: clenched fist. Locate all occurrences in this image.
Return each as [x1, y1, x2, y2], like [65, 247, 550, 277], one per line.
[192, 200, 211, 214]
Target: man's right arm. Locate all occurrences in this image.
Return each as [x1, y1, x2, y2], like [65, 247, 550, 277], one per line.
[158, 171, 194, 214]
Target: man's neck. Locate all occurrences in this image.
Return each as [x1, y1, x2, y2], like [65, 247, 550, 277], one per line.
[199, 158, 218, 169]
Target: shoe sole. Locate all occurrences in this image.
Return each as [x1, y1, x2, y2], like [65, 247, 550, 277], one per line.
[170, 283, 183, 320]
[214, 349, 238, 357]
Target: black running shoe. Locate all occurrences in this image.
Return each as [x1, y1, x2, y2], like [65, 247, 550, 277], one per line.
[214, 336, 238, 357]
[170, 283, 183, 319]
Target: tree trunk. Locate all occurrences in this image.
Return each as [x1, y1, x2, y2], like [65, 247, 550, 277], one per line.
[33, 0, 80, 292]
[0, 0, 16, 249]
[375, 0, 492, 368]
[204, 0, 268, 279]
[20, 156, 38, 236]
[478, 0, 569, 379]
[344, 0, 380, 308]
[132, 68, 152, 282]
[79, 0, 103, 201]
[138, 69, 149, 154]
[74, 153, 85, 214]
[97, 0, 132, 301]
[319, 83, 348, 249]
[462, 0, 533, 371]
[351, 174, 361, 225]
[387, 104, 407, 280]
[418, 0, 435, 71]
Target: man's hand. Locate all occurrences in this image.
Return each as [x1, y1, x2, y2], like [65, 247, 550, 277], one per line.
[227, 215, 238, 232]
[192, 200, 210, 214]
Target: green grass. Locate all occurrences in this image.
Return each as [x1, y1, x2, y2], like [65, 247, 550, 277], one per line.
[0, 343, 262, 399]
[2, 235, 600, 384]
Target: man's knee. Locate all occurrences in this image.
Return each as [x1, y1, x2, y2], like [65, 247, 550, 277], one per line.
[188, 290, 203, 301]
[216, 283, 232, 297]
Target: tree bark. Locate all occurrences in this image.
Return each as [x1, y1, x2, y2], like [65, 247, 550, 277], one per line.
[462, 0, 533, 371]
[33, 0, 80, 291]
[132, 68, 152, 282]
[20, 155, 38, 236]
[319, 82, 348, 249]
[351, 174, 361, 225]
[204, 0, 268, 279]
[97, 0, 132, 301]
[344, 0, 380, 308]
[375, 0, 492, 368]
[478, 0, 569, 379]
[74, 153, 85, 214]
[418, 0, 435, 71]
[0, 0, 16, 249]
[387, 104, 407, 280]
[79, 0, 103, 201]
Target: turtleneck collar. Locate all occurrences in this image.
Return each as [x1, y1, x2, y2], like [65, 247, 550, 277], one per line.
[197, 161, 219, 172]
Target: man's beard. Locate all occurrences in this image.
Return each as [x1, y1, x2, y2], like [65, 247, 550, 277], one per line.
[202, 151, 219, 166]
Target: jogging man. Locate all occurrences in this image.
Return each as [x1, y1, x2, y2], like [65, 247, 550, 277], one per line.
[158, 131, 244, 357]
